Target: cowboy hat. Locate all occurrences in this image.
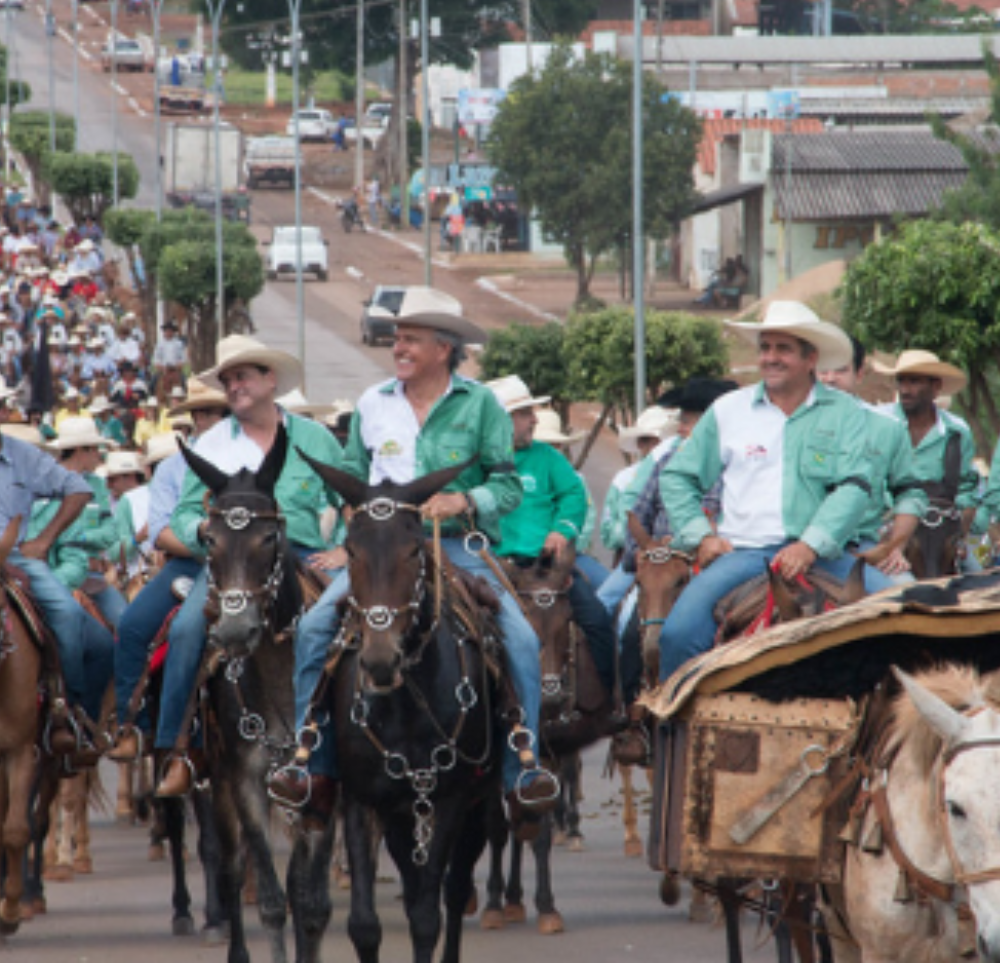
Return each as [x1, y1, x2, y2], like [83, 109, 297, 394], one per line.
[657, 377, 740, 413]
[871, 349, 967, 396]
[89, 395, 113, 415]
[725, 301, 852, 371]
[2, 423, 44, 448]
[48, 416, 113, 451]
[170, 413, 194, 431]
[0, 374, 18, 402]
[486, 375, 550, 413]
[534, 408, 585, 447]
[277, 388, 337, 419]
[166, 375, 229, 417]
[104, 450, 146, 478]
[323, 399, 355, 430]
[201, 334, 303, 397]
[391, 286, 486, 344]
[618, 406, 680, 456]
[169, 386, 186, 400]
[75, 239, 95, 253]
[145, 432, 179, 466]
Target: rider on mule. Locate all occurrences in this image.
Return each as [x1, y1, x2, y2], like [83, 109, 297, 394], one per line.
[0, 379, 115, 756]
[657, 302, 884, 683]
[108, 378, 230, 764]
[870, 350, 980, 569]
[818, 336, 928, 585]
[486, 374, 618, 700]
[152, 336, 345, 799]
[275, 288, 559, 834]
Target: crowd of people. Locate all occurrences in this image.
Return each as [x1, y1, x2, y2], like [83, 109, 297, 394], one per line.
[1, 276, 994, 837]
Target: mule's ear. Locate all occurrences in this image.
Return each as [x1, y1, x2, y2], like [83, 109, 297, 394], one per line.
[181, 441, 230, 495]
[296, 446, 368, 508]
[893, 666, 968, 746]
[627, 511, 651, 550]
[256, 423, 288, 495]
[402, 456, 479, 507]
[768, 564, 802, 622]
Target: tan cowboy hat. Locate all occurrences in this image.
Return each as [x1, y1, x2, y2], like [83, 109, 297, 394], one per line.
[323, 399, 355, 429]
[201, 335, 303, 397]
[486, 375, 550, 413]
[170, 413, 194, 431]
[104, 450, 146, 478]
[871, 349, 967, 397]
[145, 432, 179, 466]
[166, 375, 229, 417]
[725, 301, 852, 371]
[534, 408, 585, 446]
[169, 385, 186, 400]
[277, 388, 338, 419]
[48, 416, 113, 451]
[392, 286, 486, 344]
[618, 406, 680, 456]
[89, 394, 113, 415]
[2, 423, 44, 448]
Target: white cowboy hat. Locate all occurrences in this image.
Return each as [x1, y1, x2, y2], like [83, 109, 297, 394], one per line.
[89, 395, 113, 415]
[63, 386, 81, 401]
[87, 337, 105, 350]
[145, 432, 179, 466]
[277, 388, 338, 419]
[871, 349, 967, 397]
[104, 450, 146, 478]
[169, 385, 186, 400]
[392, 286, 486, 345]
[141, 397, 159, 408]
[485, 375, 550, 413]
[323, 399, 355, 429]
[170, 413, 194, 431]
[0, 374, 18, 402]
[725, 301, 852, 371]
[534, 408, 585, 447]
[166, 374, 229, 417]
[75, 239, 95, 253]
[50, 270, 70, 286]
[201, 334, 303, 397]
[618, 406, 680, 455]
[48, 416, 112, 450]
[2, 423, 44, 448]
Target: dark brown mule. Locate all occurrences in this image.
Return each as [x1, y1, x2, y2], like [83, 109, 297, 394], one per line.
[905, 433, 964, 580]
[482, 546, 615, 933]
[0, 518, 42, 934]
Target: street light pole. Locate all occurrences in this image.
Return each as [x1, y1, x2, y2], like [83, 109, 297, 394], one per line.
[72, 0, 79, 139]
[287, 0, 305, 371]
[5, 4, 12, 184]
[45, 0, 55, 152]
[205, 0, 227, 336]
[632, 0, 645, 414]
[354, 0, 364, 194]
[111, 0, 119, 206]
[152, 0, 163, 220]
[420, 0, 430, 285]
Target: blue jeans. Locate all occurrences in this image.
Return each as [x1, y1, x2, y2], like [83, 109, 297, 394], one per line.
[92, 585, 127, 630]
[115, 557, 201, 731]
[575, 554, 609, 591]
[658, 543, 896, 683]
[294, 537, 543, 792]
[597, 562, 635, 615]
[567, 569, 616, 695]
[12, 550, 114, 723]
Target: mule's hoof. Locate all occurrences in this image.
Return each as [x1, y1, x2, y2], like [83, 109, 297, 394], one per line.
[464, 887, 478, 917]
[202, 924, 227, 946]
[148, 843, 166, 862]
[537, 911, 565, 935]
[44, 864, 73, 883]
[503, 902, 527, 924]
[0, 917, 19, 936]
[659, 873, 682, 907]
[17, 902, 33, 923]
[552, 829, 568, 847]
[624, 837, 643, 859]
[172, 915, 195, 937]
[568, 836, 586, 853]
[480, 908, 505, 930]
[73, 856, 93, 875]
[0, 902, 20, 936]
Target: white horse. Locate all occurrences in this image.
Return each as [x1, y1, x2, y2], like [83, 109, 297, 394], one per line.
[830, 664, 1000, 963]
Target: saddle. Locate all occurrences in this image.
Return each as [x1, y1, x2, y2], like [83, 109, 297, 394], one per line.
[1, 564, 58, 654]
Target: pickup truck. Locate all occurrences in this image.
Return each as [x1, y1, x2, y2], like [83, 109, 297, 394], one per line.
[101, 36, 151, 72]
[244, 136, 298, 189]
[344, 115, 389, 150]
[265, 225, 329, 281]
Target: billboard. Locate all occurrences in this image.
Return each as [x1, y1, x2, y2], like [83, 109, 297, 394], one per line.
[457, 89, 506, 127]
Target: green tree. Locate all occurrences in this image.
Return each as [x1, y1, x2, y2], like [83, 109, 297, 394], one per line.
[487, 45, 700, 304]
[0, 48, 30, 108]
[839, 218, 1000, 449]
[105, 208, 158, 337]
[9, 111, 75, 203]
[44, 152, 139, 226]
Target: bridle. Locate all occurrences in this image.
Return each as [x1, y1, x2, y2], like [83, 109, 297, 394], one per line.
[636, 542, 695, 631]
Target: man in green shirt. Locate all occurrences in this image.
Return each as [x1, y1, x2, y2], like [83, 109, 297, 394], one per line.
[488, 375, 617, 698]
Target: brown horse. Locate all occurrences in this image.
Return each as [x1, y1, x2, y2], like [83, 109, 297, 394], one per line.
[0, 518, 43, 934]
[483, 547, 616, 933]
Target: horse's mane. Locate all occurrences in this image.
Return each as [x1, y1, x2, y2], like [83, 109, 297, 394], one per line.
[882, 664, 1000, 777]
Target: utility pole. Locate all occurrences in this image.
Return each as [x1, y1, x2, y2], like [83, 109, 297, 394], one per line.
[45, 0, 55, 152]
[420, 0, 430, 284]
[288, 0, 305, 371]
[354, 0, 364, 192]
[72, 0, 79, 139]
[111, 0, 119, 205]
[152, 0, 162, 220]
[204, 0, 227, 336]
[523, 0, 532, 73]
[398, 0, 408, 229]
[632, 0, 645, 414]
[5, 4, 12, 184]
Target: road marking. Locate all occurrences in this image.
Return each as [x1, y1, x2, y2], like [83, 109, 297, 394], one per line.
[346, 266, 365, 282]
[129, 97, 146, 117]
[475, 277, 560, 322]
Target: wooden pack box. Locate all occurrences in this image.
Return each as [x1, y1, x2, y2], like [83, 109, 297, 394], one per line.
[655, 692, 857, 884]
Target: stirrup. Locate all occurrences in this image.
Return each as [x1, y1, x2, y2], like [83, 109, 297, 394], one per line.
[43, 709, 82, 755]
[512, 767, 561, 805]
[266, 763, 311, 809]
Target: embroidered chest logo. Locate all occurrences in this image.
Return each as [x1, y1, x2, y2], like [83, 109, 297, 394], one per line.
[521, 474, 538, 494]
[378, 439, 403, 457]
[744, 444, 768, 460]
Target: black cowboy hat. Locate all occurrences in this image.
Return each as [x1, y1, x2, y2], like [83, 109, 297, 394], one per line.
[657, 377, 740, 413]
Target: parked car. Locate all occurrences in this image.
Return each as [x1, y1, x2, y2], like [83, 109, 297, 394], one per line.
[101, 37, 150, 72]
[365, 102, 393, 123]
[360, 285, 461, 346]
[0, 0, 26, 11]
[286, 108, 334, 142]
[264, 225, 328, 281]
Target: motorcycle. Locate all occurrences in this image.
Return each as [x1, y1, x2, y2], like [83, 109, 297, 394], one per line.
[339, 197, 366, 233]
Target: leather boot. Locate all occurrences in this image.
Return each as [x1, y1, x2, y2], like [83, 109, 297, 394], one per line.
[612, 704, 652, 768]
[107, 728, 141, 763]
[155, 750, 205, 798]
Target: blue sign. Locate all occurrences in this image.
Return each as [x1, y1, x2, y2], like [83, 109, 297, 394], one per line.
[767, 90, 801, 120]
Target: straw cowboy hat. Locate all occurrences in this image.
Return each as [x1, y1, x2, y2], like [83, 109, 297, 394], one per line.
[166, 375, 229, 417]
[871, 349, 967, 397]
[725, 301, 852, 371]
[277, 388, 337, 419]
[48, 416, 113, 451]
[201, 335, 303, 397]
[392, 287, 487, 344]
[534, 409, 585, 446]
[2, 423, 44, 448]
[104, 450, 146, 478]
[323, 399, 355, 430]
[618, 405, 680, 456]
[486, 375, 550, 413]
[145, 433, 179, 466]
[75, 239, 96, 253]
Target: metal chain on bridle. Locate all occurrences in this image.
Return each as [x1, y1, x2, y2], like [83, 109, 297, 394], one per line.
[636, 543, 695, 631]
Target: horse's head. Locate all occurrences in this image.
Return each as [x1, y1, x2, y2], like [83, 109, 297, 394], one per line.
[893, 666, 1000, 959]
[627, 512, 693, 683]
[504, 547, 576, 712]
[299, 449, 472, 694]
[182, 425, 289, 659]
